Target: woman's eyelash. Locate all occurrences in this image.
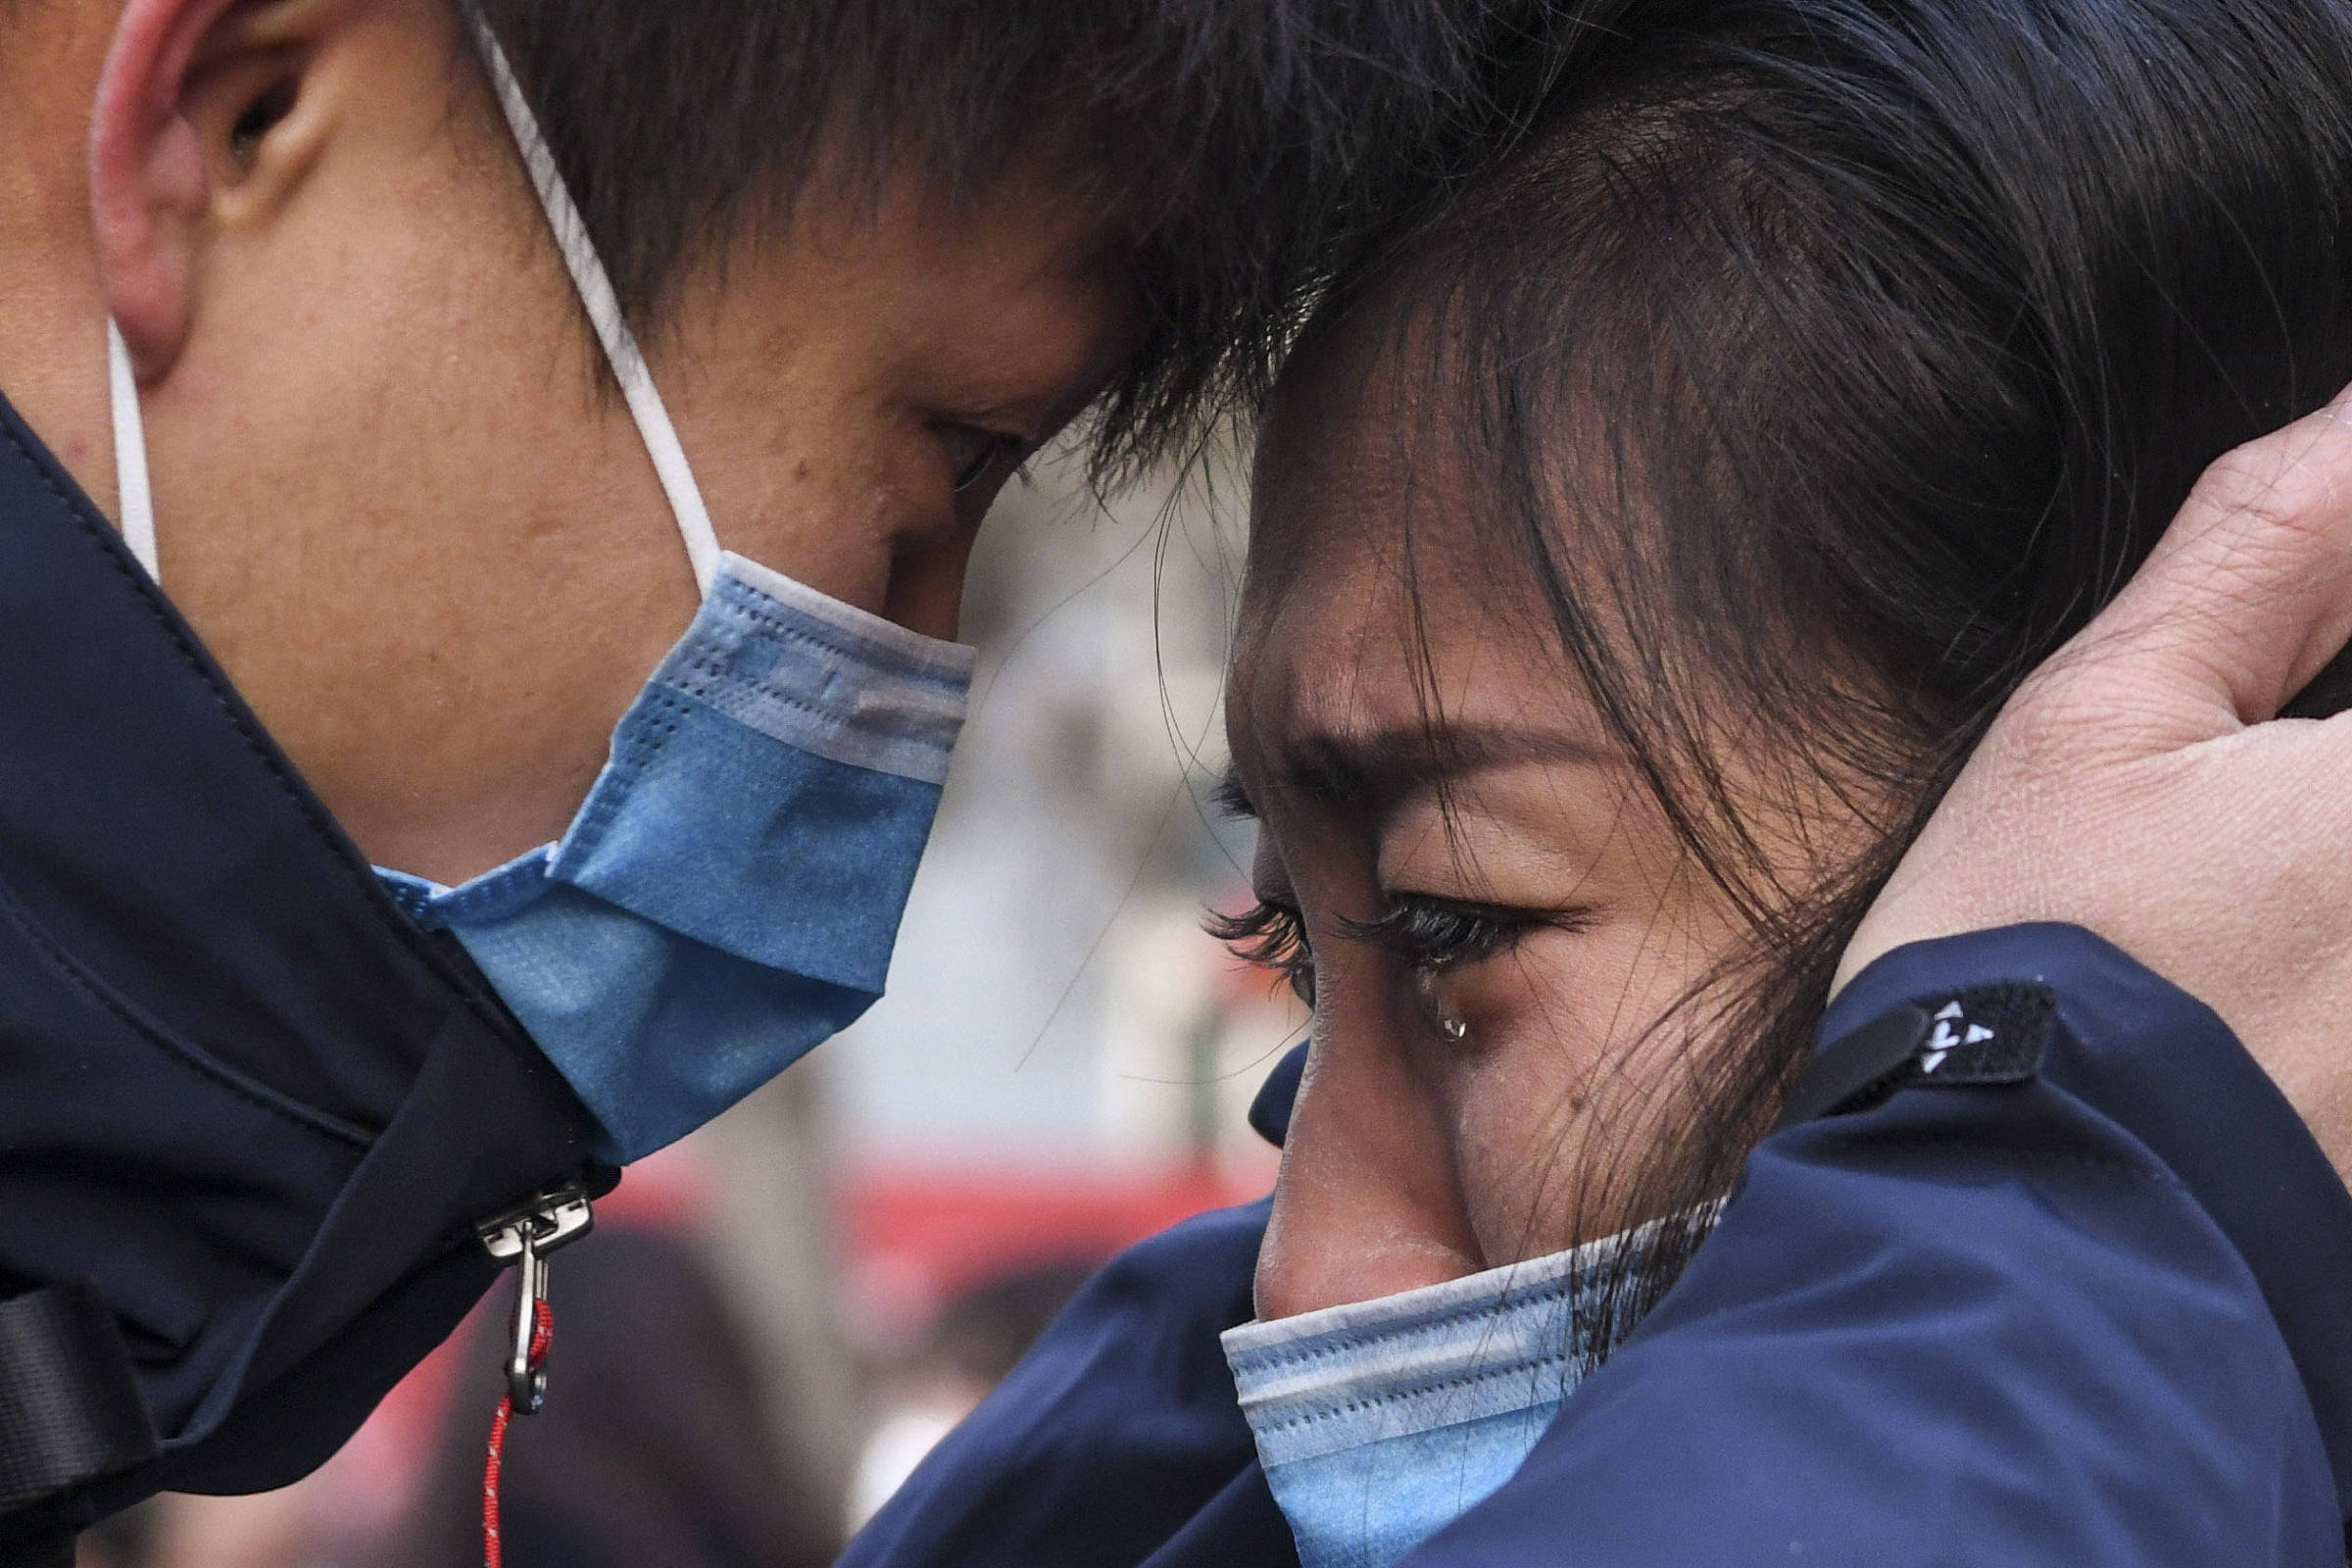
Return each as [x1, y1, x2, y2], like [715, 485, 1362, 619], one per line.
[1339, 896, 1564, 977]
[942, 423, 1028, 493]
[1206, 899, 1316, 1006]
[1207, 883, 1588, 1007]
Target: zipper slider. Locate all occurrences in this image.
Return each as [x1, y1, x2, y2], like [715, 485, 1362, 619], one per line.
[475, 1184, 593, 1413]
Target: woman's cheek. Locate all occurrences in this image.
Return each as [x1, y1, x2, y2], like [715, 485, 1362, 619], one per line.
[1424, 931, 1619, 1259]
[1429, 921, 1723, 1263]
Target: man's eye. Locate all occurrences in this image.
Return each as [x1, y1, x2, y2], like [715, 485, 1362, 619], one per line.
[939, 423, 1025, 493]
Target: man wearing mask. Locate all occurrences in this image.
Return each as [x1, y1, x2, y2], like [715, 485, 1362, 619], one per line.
[0, 0, 1550, 1555]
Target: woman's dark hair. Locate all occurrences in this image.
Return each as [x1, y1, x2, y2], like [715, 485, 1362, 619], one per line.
[463, 0, 1572, 479]
[1299, 0, 2352, 1323]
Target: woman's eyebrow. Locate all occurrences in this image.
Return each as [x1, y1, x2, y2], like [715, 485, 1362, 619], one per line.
[1276, 722, 1611, 819]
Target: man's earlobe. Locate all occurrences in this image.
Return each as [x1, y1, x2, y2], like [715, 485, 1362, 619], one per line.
[88, 0, 330, 379]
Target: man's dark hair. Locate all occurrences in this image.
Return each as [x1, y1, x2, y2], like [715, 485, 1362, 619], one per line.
[466, 0, 1566, 477]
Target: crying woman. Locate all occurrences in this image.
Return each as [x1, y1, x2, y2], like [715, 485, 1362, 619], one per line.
[1213, 0, 2352, 1562]
[842, 0, 2352, 1563]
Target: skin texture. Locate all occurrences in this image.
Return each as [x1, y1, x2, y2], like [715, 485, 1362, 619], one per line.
[1228, 312, 1767, 1321]
[0, 0, 1133, 883]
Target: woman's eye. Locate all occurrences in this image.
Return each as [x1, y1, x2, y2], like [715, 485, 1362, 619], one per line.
[1341, 896, 1550, 980]
[1206, 899, 1317, 1007]
[939, 423, 1025, 493]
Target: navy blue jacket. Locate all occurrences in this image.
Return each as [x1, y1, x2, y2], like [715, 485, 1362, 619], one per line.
[845, 923, 2352, 1566]
[0, 394, 608, 1553]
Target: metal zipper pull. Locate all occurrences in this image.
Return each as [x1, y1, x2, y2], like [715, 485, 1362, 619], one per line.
[475, 1184, 593, 1413]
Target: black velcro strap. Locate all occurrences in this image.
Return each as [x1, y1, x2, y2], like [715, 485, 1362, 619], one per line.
[1777, 983, 2057, 1132]
[1776, 1003, 1934, 1130]
[0, 1285, 158, 1512]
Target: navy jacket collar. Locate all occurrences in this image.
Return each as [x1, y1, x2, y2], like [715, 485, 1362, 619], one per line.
[0, 389, 605, 1541]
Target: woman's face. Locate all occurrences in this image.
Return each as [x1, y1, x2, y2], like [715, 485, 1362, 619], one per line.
[1226, 318, 1792, 1322]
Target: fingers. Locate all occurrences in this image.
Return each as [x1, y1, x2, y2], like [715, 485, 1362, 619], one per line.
[2060, 384, 2352, 737]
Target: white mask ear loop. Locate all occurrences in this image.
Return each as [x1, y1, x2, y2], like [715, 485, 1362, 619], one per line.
[465, 8, 723, 597]
[106, 320, 160, 581]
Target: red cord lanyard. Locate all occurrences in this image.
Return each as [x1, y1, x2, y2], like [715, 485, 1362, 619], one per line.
[483, 1298, 552, 1568]
[474, 1186, 594, 1568]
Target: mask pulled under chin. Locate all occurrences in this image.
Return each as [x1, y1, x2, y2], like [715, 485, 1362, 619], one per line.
[1222, 1205, 1720, 1568]
[381, 550, 974, 1164]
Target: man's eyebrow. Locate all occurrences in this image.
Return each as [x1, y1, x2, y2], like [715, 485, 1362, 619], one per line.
[1274, 722, 1613, 821]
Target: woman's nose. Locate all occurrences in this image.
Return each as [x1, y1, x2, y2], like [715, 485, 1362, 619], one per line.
[1252, 1026, 1488, 1321]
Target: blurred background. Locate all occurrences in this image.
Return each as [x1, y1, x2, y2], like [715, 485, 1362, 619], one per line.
[76, 442, 1300, 1568]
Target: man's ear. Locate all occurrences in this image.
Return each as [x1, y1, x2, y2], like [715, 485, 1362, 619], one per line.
[90, 0, 342, 379]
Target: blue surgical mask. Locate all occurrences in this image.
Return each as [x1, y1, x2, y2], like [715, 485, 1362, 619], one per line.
[374, 550, 970, 1162]
[102, 14, 973, 1164]
[1222, 1211, 1714, 1568]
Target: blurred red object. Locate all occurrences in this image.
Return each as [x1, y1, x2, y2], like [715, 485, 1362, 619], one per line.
[838, 1162, 1264, 1351]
